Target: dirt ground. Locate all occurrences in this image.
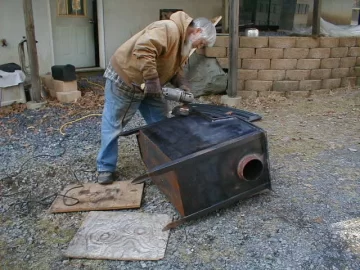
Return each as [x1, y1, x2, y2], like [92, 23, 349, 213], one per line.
[0, 84, 359, 269]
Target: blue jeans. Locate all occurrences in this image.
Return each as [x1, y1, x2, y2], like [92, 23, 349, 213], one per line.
[96, 79, 167, 172]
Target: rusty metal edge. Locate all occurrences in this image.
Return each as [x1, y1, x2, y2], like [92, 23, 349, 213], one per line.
[162, 183, 271, 231]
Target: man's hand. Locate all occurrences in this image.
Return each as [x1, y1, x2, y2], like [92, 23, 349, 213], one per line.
[179, 84, 191, 92]
[144, 77, 162, 95]
[171, 73, 191, 92]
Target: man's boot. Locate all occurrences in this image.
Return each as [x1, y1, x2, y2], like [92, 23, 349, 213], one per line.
[97, 172, 115, 185]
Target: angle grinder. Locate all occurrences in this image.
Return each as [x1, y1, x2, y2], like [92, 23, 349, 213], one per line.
[141, 83, 195, 116]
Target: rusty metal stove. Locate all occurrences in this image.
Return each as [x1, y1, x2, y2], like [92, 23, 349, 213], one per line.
[124, 104, 272, 230]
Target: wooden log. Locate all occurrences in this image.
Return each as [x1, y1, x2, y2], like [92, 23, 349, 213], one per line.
[23, 0, 41, 102]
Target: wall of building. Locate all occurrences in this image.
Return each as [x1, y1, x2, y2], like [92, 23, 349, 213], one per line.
[103, 0, 223, 63]
[306, 0, 354, 26]
[321, 0, 353, 25]
[0, 0, 222, 74]
[203, 35, 360, 99]
[293, 0, 311, 27]
[0, 0, 53, 74]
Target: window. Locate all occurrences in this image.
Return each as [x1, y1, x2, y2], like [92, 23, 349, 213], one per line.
[57, 0, 87, 17]
[296, 3, 309, 15]
[259, 3, 264, 13]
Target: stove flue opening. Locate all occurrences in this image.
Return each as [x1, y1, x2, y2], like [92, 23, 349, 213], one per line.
[237, 154, 264, 181]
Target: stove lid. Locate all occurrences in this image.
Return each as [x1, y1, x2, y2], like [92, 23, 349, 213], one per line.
[141, 114, 260, 160]
[187, 103, 262, 122]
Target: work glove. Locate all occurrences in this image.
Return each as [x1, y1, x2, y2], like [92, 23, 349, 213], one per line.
[170, 73, 191, 92]
[144, 77, 162, 97]
[179, 84, 191, 92]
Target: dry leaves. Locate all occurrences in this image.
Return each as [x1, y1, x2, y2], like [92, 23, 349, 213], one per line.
[0, 103, 27, 117]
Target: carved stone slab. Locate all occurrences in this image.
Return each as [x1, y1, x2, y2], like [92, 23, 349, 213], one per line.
[64, 211, 172, 261]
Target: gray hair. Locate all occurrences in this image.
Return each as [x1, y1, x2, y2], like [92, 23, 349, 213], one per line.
[193, 17, 217, 47]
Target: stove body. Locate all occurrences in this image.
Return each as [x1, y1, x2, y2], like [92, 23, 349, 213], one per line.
[135, 113, 271, 229]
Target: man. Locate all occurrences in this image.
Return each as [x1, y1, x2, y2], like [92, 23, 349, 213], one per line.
[96, 11, 216, 184]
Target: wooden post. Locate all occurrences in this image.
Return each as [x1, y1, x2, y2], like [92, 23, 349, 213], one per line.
[228, 0, 239, 98]
[23, 0, 41, 102]
[312, 0, 322, 36]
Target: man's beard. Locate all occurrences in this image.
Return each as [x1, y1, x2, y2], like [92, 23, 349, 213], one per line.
[181, 40, 193, 57]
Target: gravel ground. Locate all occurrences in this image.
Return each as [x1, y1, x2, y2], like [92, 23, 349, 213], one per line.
[0, 84, 359, 270]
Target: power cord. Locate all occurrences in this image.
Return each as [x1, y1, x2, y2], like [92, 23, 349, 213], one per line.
[3, 167, 96, 214]
[1, 80, 136, 213]
[59, 114, 102, 136]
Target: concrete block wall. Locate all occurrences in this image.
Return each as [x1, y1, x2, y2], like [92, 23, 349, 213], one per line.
[202, 35, 360, 98]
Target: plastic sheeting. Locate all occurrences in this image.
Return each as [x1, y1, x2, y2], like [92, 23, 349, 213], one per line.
[292, 18, 360, 37]
[0, 70, 26, 88]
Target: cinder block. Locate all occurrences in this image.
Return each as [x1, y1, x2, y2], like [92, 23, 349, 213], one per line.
[205, 47, 227, 58]
[196, 48, 205, 55]
[273, 81, 299, 92]
[295, 37, 319, 48]
[56, 90, 81, 103]
[40, 74, 54, 90]
[357, 57, 360, 65]
[216, 58, 241, 69]
[271, 59, 297, 70]
[310, 69, 332, 80]
[238, 80, 245, 91]
[239, 48, 255, 59]
[322, 78, 341, 89]
[331, 47, 349, 58]
[349, 67, 356, 76]
[319, 37, 339, 48]
[353, 66, 360, 76]
[284, 48, 309, 59]
[308, 48, 331, 59]
[348, 47, 360, 57]
[237, 91, 258, 99]
[258, 70, 285, 80]
[240, 37, 269, 48]
[238, 69, 258, 80]
[310, 89, 331, 96]
[357, 37, 360, 47]
[297, 59, 321, 70]
[242, 59, 270, 70]
[285, 70, 310, 80]
[331, 68, 350, 78]
[321, 58, 340, 69]
[216, 58, 229, 69]
[214, 35, 229, 47]
[49, 88, 57, 98]
[255, 48, 284, 59]
[341, 77, 356, 88]
[340, 57, 357, 68]
[245, 80, 273, 91]
[269, 37, 296, 48]
[299, 80, 322, 91]
[287, 91, 310, 98]
[339, 37, 357, 47]
[258, 91, 286, 98]
[53, 80, 78, 92]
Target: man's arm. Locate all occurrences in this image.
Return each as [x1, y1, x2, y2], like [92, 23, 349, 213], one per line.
[132, 25, 168, 81]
